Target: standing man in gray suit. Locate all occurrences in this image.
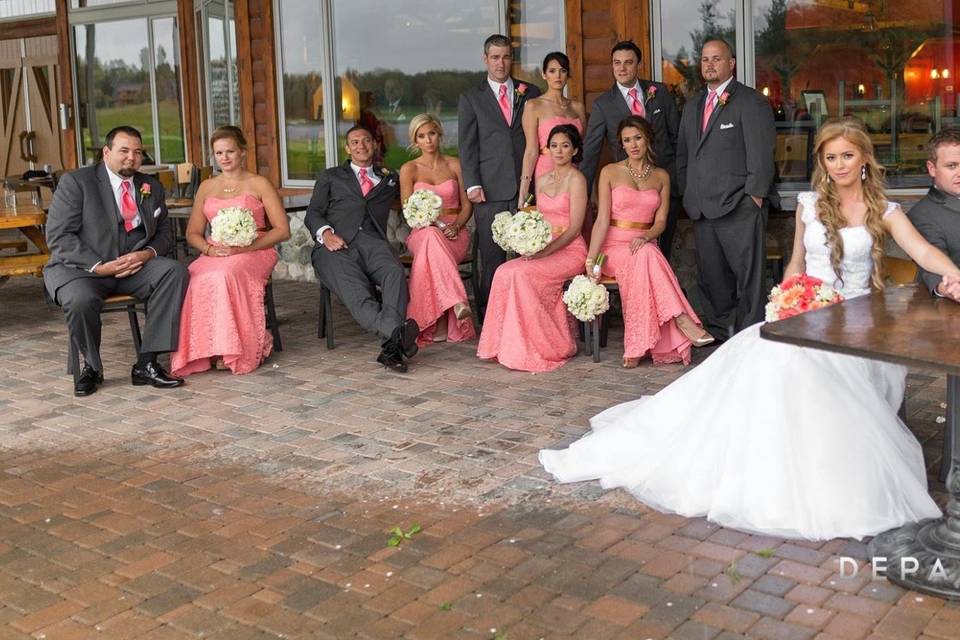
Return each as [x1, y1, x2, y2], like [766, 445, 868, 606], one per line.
[44, 126, 189, 396]
[676, 38, 777, 339]
[581, 40, 682, 261]
[306, 125, 419, 373]
[908, 128, 960, 302]
[458, 33, 541, 317]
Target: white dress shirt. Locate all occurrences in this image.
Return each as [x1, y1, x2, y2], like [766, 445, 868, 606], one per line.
[617, 80, 643, 109]
[315, 162, 382, 244]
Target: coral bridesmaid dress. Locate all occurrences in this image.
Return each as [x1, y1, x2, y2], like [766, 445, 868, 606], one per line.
[600, 186, 701, 364]
[171, 193, 277, 375]
[535, 116, 583, 178]
[405, 179, 475, 345]
[477, 192, 587, 372]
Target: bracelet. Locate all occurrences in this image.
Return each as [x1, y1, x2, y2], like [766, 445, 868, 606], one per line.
[585, 257, 595, 266]
[203, 245, 210, 256]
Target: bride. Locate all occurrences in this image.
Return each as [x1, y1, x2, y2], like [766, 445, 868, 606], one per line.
[540, 118, 960, 541]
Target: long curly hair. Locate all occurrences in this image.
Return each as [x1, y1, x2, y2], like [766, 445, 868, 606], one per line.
[810, 117, 888, 290]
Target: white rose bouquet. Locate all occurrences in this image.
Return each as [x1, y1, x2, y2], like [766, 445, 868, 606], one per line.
[210, 206, 258, 247]
[496, 209, 552, 256]
[563, 275, 611, 322]
[491, 211, 514, 252]
[403, 189, 443, 229]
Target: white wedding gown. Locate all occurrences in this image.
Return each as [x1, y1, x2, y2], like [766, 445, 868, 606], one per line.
[540, 193, 941, 540]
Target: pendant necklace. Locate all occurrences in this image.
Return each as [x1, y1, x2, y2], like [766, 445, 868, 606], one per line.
[625, 160, 652, 186]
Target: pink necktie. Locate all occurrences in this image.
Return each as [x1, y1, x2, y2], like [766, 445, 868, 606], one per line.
[627, 87, 646, 118]
[358, 167, 373, 196]
[702, 89, 717, 133]
[120, 180, 138, 232]
[498, 84, 512, 125]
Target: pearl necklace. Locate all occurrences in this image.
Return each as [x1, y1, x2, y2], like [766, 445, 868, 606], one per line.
[624, 160, 653, 185]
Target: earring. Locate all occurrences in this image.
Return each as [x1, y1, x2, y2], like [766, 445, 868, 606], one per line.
[861, 165, 866, 181]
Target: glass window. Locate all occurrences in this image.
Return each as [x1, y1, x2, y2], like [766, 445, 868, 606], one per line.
[755, 0, 956, 187]
[0, 0, 55, 19]
[152, 16, 185, 163]
[276, 0, 325, 181]
[660, 0, 737, 107]
[331, 0, 499, 169]
[510, 0, 566, 87]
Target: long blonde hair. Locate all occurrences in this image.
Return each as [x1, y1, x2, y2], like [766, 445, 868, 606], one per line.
[407, 113, 443, 154]
[810, 117, 887, 290]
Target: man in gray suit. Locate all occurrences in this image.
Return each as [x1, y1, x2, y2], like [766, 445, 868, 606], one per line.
[306, 125, 418, 373]
[44, 126, 189, 396]
[908, 128, 960, 302]
[676, 38, 777, 339]
[458, 33, 541, 316]
[581, 40, 682, 261]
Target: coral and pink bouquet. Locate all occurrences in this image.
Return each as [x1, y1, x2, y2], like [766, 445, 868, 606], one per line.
[764, 273, 844, 321]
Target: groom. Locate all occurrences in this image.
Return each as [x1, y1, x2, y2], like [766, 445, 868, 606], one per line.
[909, 128, 960, 302]
[306, 126, 418, 372]
[458, 33, 541, 318]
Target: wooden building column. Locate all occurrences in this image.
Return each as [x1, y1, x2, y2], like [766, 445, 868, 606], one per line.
[177, 0, 203, 165]
[566, 0, 652, 108]
[54, 0, 78, 169]
[235, 0, 280, 185]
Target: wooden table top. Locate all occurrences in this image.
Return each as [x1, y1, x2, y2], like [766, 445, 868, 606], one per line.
[760, 284, 960, 375]
[0, 205, 46, 228]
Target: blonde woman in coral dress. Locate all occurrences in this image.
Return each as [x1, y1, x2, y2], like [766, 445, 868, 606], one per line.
[587, 116, 713, 368]
[171, 126, 290, 376]
[400, 114, 475, 345]
[478, 124, 588, 372]
[517, 52, 586, 207]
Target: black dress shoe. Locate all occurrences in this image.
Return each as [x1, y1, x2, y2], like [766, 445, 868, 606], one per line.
[391, 318, 419, 359]
[131, 362, 184, 388]
[74, 365, 103, 397]
[376, 346, 408, 373]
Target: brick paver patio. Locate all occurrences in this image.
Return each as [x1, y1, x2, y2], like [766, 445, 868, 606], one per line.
[0, 275, 957, 639]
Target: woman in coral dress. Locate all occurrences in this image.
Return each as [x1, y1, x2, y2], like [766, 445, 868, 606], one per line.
[399, 114, 475, 345]
[478, 124, 588, 372]
[587, 116, 713, 368]
[171, 126, 290, 376]
[517, 52, 586, 207]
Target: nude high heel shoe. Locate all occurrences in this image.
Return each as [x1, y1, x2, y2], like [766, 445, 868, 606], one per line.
[453, 302, 472, 321]
[433, 314, 448, 342]
[676, 314, 715, 347]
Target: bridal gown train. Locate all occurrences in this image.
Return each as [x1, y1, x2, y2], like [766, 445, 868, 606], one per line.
[539, 192, 941, 541]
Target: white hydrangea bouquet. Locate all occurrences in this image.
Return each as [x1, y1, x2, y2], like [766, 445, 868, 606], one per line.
[210, 206, 257, 246]
[403, 189, 443, 229]
[492, 208, 553, 256]
[563, 275, 611, 321]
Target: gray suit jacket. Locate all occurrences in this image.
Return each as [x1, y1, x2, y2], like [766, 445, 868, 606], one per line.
[581, 80, 680, 195]
[906, 186, 960, 294]
[457, 78, 541, 202]
[676, 79, 778, 219]
[304, 162, 399, 244]
[43, 163, 172, 293]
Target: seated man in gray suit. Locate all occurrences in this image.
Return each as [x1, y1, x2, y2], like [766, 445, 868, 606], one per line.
[44, 126, 189, 397]
[305, 125, 418, 373]
[908, 128, 960, 302]
[581, 40, 682, 261]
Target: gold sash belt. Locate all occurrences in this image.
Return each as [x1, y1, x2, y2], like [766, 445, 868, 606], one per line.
[552, 226, 568, 236]
[610, 219, 652, 230]
[440, 208, 461, 215]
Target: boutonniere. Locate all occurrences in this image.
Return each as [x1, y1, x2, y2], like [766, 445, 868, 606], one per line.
[514, 83, 528, 106]
[139, 182, 151, 202]
[380, 167, 390, 177]
[645, 85, 657, 101]
[718, 91, 730, 107]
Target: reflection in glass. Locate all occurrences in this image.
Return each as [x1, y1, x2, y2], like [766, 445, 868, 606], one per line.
[207, 15, 230, 127]
[74, 19, 154, 164]
[754, 0, 956, 187]
[153, 17, 185, 163]
[277, 0, 325, 180]
[0, 0, 54, 18]
[331, 0, 498, 169]
[510, 0, 566, 88]
[660, 0, 736, 107]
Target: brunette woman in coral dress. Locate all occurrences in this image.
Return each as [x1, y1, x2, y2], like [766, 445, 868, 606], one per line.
[587, 116, 713, 368]
[171, 126, 290, 376]
[517, 52, 586, 207]
[399, 114, 475, 345]
[478, 124, 588, 372]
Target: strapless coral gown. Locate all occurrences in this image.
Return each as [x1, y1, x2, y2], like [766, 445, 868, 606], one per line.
[477, 192, 587, 372]
[171, 194, 277, 376]
[405, 179, 475, 345]
[600, 186, 701, 364]
[535, 116, 583, 178]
